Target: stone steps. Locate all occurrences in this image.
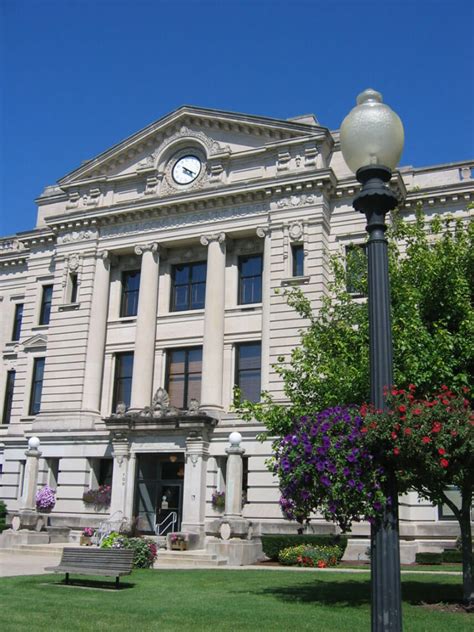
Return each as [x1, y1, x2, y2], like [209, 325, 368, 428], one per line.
[1, 543, 76, 556]
[154, 549, 227, 567]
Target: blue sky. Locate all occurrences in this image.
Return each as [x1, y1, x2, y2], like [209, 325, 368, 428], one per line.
[1, 0, 473, 236]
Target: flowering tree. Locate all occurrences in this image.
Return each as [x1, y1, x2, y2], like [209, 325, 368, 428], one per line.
[364, 386, 473, 604]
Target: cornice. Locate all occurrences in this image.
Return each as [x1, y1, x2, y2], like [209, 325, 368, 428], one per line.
[44, 169, 338, 233]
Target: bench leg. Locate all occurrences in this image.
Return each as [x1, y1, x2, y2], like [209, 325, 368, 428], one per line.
[65, 573, 69, 585]
[115, 576, 119, 590]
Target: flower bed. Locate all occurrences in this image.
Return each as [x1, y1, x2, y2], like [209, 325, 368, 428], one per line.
[100, 531, 157, 568]
[278, 544, 341, 568]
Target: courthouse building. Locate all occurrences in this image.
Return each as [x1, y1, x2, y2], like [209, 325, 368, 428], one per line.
[0, 106, 472, 559]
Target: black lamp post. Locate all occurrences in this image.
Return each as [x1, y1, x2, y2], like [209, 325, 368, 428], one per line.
[340, 89, 405, 632]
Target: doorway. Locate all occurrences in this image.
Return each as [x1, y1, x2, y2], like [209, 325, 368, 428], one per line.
[134, 453, 185, 534]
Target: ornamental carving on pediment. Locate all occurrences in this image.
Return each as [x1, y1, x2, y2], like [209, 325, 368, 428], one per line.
[159, 126, 226, 158]
[0, 238, 25, 252]
[275, 194, 317, 210]
[58, 228, 98, 244]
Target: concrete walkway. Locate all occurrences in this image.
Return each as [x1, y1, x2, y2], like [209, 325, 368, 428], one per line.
[0, 549, 462, 578]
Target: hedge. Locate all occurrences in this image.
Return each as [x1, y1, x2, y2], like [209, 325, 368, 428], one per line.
[261, 534, 347, 561]
[0, 500, 7, 533]
[415, 552, 444, 565]
[442, 549, 463, 563]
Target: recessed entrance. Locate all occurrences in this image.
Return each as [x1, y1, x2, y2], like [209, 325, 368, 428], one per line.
[134, 453, 185, 534]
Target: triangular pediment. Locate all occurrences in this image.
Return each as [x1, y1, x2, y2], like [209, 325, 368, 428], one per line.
[57, 106, 327, 188]
[22, 333, 47, 351]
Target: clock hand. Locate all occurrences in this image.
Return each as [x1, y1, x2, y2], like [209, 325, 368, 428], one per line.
[182, 166, 196, 177]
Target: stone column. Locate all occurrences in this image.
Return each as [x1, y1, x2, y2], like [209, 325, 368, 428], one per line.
[109, 435, 130, 518]
[224, 432, 245, 519]
[130, 243, 160, 411]
[256, 226, 271, 391]
[83, 251, 112, 414]
[124, 452, 137, 520]
[180, 434, 209, 546]
[21, 437, 42, 511]
[199, 233, 226, 413]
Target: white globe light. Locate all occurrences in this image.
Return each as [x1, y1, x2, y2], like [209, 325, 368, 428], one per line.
[340, 89, 404, 173]
[28, 436, 41, 450]
[229, 431, 242, 447]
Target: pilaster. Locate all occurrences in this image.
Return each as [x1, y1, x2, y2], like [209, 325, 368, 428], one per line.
[256, 226, 271, 391]
[181, 433, 210, 546]
[109, 434, 130, 518]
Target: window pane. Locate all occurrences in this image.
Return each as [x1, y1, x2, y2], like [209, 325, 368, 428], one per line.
[239, 255, 262, 304]
[2, 370, 15, 424]
[187, 375, 201, 405]
[174, 265, 190, 284]
[292, 245, 304, 277]
[171, 262, 206, 311]
[29, 358, 45, 415]
[12, 304, 23, 341]
[191, 262, 207, 283]
[113, 352, 133, 410]
[168, 375, 185, 408]
[173, 286, 189, 311]
[166, 347, 202, 409]
[191, 283, 205, 309]
[40, 285, 53, 325]
[121, 270, 140, 317]
[238, 343, 261, 369]
[70, 275, 78, 303]
[236, 343, 261, 403]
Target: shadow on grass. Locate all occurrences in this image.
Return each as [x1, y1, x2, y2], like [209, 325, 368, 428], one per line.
[249, 577, 462, 608]
[47, 578, 136, 591]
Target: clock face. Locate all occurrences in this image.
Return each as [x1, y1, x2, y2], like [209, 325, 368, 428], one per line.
[172, 155, 202, 185]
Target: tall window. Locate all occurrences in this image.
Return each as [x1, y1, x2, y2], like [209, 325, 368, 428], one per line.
[238, 255, 262, 304]
[292, 245, 304, 277]
[171, 261, 206, 311]
[11, 303, 24, 341]
[345, 245, 367, 295]
[166, 347, 202, 409]
[39, 285, 53, 325]
[2, 370, 15, 424]
[235, 342, 261, 403]
[47, 458, 60, 490]
[70, 273, 78, 303]
[112, 352, 134, 411]
[120, 270, 140, 317]
[29, 358, 45, 415]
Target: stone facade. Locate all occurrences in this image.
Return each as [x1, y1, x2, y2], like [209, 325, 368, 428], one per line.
[0, 106, 472, 561]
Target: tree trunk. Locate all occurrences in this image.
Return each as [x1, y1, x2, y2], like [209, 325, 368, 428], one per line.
[460, 495, 473, 605]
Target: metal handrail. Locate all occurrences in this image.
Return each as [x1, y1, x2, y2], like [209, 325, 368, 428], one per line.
[155, 511, 177, 536]
[94, 510, 126, 546]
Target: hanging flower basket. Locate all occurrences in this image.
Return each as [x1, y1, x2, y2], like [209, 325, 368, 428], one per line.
[35, 486, 56, 513]
[82, 485, 111, 508]
[211, 491, 225, 511]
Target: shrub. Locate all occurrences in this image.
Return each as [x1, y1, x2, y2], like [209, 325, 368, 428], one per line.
[415, 552, 443, 565]
[278, 544, 341, 568]
[100, 531, 157, 568]
[0, 500, 7, 533]
[442, 549, 463, 563]
[261, 534, 347, 561]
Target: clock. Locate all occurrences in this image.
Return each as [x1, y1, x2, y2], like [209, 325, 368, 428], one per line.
[172, 155, 202, 185]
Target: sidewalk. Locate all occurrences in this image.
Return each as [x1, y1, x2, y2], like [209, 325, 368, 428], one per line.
[0, 550, 62, 577]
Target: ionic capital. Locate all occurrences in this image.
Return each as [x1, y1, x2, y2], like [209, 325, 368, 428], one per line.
[134, 242, 159, 256]
[256, 226, 270, 239]
[200, 232, 226, 247]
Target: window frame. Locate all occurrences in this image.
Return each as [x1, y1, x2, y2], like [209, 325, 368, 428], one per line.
[112, 351, 134, 412]
[69, 273, 79, 303]
[170, 261, 207, 312]
[165, 346, 203, 409]
[2, 369, 16, 424]
[291, 244, 304, 277]
[238, 254, 263, 305]
[120, 269, 141, 317]
[29, 357, 45, 416]
[235, 341, 262, 403]
[11, 303, 24, 341]
[39, 285, 53, 325]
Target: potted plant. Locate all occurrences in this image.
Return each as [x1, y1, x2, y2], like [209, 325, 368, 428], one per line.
[80, 527, 94, 546]
[82, 484, 111, 509]
[211, 490, 225, 511]
[35, 486, 56, 513]
[169, 533, 187, 551]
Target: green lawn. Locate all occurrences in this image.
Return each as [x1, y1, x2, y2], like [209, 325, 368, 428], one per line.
[1, 569, 471, 632]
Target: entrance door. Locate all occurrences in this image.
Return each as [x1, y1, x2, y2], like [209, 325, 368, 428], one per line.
[135, 454, 184, 534]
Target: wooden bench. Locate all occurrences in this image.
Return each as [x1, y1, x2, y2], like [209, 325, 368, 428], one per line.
[45, 547, 135, 588]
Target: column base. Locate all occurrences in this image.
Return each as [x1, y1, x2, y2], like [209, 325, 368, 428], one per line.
[206, 536, 264, 566]
[179, 522, 206, 549]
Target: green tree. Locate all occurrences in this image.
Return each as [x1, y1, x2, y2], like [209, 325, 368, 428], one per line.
[237, 207, 473, 438]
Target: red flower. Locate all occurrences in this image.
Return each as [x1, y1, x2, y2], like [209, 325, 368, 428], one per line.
[391, 432, 398, 440]
[393, 447, 400, 456]
[317, 560, 327, 568]
[361, 427, 368, 434]
[412, 408, 422, 416]
[438, 448, 446, 455]
[391, 389, 399, 396]
[422, 436, 431, 444]
[370, 422, 378, 429]
[442, 399, 449, 406]
[398, 405, 406, 413]
[408, 384, 416, 392]
[407, 395, 414, 402]
[425, 401, 435, 408]
[440, 458, 449, 468]
[393, 423, 401, 431]
[441, 384, 448, 391]
[462, 386, 469, 394]
[404, 427, 412, 435]
[432, 422, 442, 433]
[450, 430, 458, 437]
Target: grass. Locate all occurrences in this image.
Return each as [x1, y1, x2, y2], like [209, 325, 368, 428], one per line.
[0, 569, 471, 631]
[342, 563, 462, 573]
